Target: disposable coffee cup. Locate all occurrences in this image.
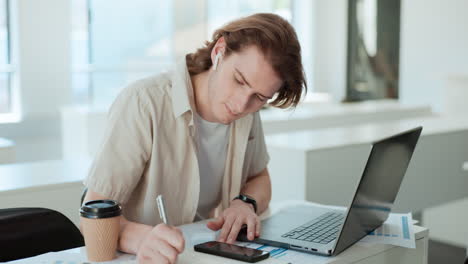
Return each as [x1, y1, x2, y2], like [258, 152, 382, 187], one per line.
[80, 199, 122, 262]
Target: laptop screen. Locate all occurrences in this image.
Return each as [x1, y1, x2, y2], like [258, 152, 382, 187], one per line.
[333, 127, 422, 255]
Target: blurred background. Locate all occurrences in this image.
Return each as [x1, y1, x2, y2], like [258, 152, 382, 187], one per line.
[0, 1, 467, 263]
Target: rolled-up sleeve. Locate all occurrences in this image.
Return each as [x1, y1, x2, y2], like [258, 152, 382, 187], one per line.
[84, 85, 153, 204]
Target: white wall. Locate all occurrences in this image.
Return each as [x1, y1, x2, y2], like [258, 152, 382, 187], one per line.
[0, 0, 71, 162]
[313, 0, 348, 101]
[16, 0, 71, 116]
[399, 0, 468, 112]
[173, 0, 206, 57]
[293, 0, 315, 95]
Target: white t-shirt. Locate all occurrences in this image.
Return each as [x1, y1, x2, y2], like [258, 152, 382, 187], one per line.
[193, 112, 231, 220]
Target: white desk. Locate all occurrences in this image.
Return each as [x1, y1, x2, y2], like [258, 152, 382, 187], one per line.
[9, 201, 429, 264]
[267, 115, 468, 213]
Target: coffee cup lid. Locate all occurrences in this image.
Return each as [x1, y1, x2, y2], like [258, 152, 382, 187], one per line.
[80, 200, 122, 219]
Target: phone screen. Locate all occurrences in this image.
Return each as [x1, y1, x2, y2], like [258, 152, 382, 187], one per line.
[194, 241, 270, 262]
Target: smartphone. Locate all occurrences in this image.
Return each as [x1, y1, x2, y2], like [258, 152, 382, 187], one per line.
[194, 241, 270, 263]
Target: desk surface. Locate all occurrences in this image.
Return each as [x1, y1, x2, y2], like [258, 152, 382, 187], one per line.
[9, 226, 428, 264]
[9, 201, 429, 264]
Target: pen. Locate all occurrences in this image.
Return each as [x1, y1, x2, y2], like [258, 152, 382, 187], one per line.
[156, 194, 170, 225]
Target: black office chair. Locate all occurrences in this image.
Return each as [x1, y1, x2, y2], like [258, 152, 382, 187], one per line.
[465, 240, 468, 264]
[0, 207, 84, 262]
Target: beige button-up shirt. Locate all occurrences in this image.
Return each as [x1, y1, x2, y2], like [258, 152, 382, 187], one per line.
[84, 58, 270, 226]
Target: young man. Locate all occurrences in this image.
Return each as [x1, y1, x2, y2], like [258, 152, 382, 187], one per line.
[82, 13, 306, 264]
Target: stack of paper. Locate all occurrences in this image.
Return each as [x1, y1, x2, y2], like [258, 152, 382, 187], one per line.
[359, 212, 415, 248]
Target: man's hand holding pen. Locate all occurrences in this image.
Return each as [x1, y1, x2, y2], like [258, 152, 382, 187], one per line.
[136, 195, 185, 264]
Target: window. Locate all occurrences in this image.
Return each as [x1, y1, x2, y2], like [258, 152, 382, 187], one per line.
[72, 0, 314, 108]
[71, 0, 173, 107]
[346, 0, 401, 101]
[71, 0, 90, 105]
[0, 0, 11, 114]
[206, 0, 292, 38]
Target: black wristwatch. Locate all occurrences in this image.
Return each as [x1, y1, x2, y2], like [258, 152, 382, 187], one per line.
[233, 194, 257, 213]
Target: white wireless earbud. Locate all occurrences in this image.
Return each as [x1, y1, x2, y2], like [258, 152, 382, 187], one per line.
[213, 52, 223, 71]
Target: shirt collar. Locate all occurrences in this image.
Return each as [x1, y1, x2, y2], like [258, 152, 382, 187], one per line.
[171, 56, 196, 124]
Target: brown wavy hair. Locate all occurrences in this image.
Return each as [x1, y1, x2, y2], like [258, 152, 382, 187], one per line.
[186, 13, 307, 109]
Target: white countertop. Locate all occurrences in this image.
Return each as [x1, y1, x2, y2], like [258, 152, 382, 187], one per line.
[266, 114, 468, 151]
[63, 100, 433, 125]
[0, 158, 91, 194]
[260, 99, 432, 122]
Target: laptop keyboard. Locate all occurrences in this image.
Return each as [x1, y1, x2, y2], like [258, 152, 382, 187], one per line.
[281, 212, 345, 244]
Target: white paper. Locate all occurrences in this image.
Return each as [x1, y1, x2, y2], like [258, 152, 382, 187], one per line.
[359, 212, 416, 248]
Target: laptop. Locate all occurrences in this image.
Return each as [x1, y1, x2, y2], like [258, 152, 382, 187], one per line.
[238, 126, 423, 256]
